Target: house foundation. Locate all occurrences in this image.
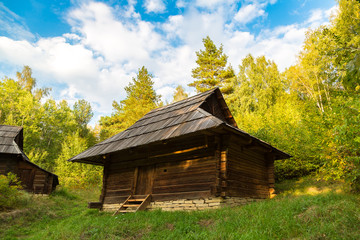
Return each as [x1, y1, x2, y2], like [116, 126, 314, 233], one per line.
[102, 197, 261, 212]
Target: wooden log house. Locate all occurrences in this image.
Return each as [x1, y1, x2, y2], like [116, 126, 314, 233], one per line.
[69, 88, 291, 212]
[0, 125, 59, 194]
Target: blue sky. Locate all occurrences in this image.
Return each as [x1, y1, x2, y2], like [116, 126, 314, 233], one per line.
[0, 0, 336, 126]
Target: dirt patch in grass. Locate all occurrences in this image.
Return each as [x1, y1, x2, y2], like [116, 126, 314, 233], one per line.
[296, 206, 319, 223]
[0, 209, 30, 221]
[198, 219, 215, 229]
[165, 223, 174, 230]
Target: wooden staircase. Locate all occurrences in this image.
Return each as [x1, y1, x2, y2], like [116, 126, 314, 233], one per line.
[113, 194, 151, 215]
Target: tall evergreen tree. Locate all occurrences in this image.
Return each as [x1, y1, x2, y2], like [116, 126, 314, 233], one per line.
[172, 85, 188, 102]
[189, 36, 235, 94]
[100, 66, 161, 139]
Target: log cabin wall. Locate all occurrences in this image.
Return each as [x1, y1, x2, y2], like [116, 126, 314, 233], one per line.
[17, 160, 55, 194]
[0, 154, 18, 175]
[0, 155, 56, 194]
[225, 135, 271, 199]
[101, 134, 218, 206]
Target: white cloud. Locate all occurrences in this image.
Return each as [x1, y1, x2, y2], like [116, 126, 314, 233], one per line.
[144, 0, 166, 13]
[234, 3, 266, 24]
[156, 86, 175, 103]
[196, 0, 235, 8]
[68, 2, 166, 63]
[176, 0, 187, 8]
[307, 6, 338, 28]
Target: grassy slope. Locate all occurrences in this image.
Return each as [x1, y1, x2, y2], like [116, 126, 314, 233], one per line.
[1, 177, 359, 240]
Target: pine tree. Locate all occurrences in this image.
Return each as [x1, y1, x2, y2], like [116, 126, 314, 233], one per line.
[100, 66, 161, 139]
[172, 85, 188, 102]
[189, 36, 235, 94]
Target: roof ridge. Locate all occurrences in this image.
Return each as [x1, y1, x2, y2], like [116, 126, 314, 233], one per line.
[147, 87, 218, 114]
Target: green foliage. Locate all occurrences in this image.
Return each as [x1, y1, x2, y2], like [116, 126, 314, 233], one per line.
[172, 85, 188, 102]
[100, 66, 161, 140]
[50, 187, 78, 200]
[320, 93, 360, 191]
[325, 0, 360, 91]
[73, 99, 94, 138]
[226, 55, 322, 180]
[0, 173, 26, 211]
[189, 36, 235, 94]
[16, 65, 50, 100]
[0, 66, 96, 172]
[229, 54, 284, 115]
[55, 132, 102, 188]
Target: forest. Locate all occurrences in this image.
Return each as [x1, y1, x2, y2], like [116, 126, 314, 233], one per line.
[0, 0, 359, 192]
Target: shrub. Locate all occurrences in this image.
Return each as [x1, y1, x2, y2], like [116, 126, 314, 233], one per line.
[0, 173, 25, 211]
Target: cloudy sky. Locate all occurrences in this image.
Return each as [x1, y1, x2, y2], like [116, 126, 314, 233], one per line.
[0, 0, 336, 125]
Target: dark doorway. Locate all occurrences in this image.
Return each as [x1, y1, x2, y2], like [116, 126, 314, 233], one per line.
[18, 169, 33, 190]
[135, 165, 155, 195]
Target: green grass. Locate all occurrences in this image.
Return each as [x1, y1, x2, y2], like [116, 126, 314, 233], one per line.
[1, 178, 359, 240]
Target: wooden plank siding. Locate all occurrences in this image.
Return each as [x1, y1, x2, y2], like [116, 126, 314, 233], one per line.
[103, 166, 136, 204]
[0, 155, 56, 194]
[0, 155, 18, 175]
[102, 134, 217, 204]
[225, 135, 271, 199]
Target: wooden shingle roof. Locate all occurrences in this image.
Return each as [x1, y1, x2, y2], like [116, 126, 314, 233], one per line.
[70, 88, 291, 164]
[0, 125, 23, 154]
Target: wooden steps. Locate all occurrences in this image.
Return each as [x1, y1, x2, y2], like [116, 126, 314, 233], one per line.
[113, 194, 151, 215]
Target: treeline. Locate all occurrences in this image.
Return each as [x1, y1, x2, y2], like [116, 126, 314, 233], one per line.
[0, 67, 101, 188]
[0, 0, 359, 190]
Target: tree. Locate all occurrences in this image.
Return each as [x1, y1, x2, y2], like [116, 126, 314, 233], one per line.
[172, 85, 188, 102]
[324, 0, 360, 91]
[100, 66, 161, 139]
[55, 132, 102, 188]
[73, 99, 94, 138]
[286, 28, 336, 114]
[16, 65, 50, 100]
[16, 66, 36, 92]
[229, 54, 284, 116]
[189, 36, 235, 94]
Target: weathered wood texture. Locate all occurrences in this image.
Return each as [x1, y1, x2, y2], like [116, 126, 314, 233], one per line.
[0, 154, 18, 175]
[225, 135, 271, 199]
[102, 135, 216, 204]
[0, 155, 56, 194]
[0, 125, 23, 154]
